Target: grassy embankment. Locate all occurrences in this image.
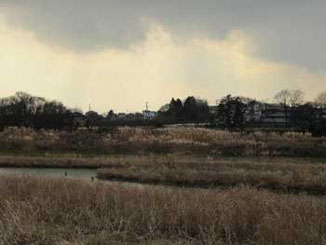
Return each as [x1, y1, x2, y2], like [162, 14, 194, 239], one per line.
[1, 127, 326, 157]
[1, 154, 326, 195]
[1, 127, 326, 194]
[1, 127, 326, 244]
[96, 157, 326, 195]
[0, 175, 325, 245]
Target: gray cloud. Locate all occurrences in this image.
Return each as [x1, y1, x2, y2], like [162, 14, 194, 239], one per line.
[1, 0, 326, 70]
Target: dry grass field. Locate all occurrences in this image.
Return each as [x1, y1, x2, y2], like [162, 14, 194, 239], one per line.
[1, 127, 326, 157]
[1, 127, 326, 244]
[97, 158, 326, 195]
[0, 175, 325, 245]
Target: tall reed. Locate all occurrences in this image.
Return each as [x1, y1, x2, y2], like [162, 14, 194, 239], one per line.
[0, 175, 325, 244]
[0, 127, 326, 157]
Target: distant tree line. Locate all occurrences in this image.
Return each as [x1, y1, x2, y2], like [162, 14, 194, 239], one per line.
[0, 90, 326, 136]
[0, 92, 72, 130]
[157, 96, 211, 124]
[0, 92, 161, 131]
[214, 90, 326, 136]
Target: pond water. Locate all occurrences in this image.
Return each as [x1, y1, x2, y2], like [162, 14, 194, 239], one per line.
[0, 167, 97, 181]
[0, 168, 162, 189]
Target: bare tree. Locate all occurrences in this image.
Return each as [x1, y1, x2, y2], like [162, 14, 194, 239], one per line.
[274, 89, 305, 107]
[315, 91, 326, 106]
[289, 90, 305, 106]
[274, 89, 305, 128]
[274, 89, 291, 106]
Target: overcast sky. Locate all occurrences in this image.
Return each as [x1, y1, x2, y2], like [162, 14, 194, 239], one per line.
[0, 0, 325, 112]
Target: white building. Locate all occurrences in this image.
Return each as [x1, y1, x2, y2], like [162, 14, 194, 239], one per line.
[142, 110, 157, 120]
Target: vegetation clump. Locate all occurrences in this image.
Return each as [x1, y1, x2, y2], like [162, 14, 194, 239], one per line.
[1, 127, 326, 157]
[0, 175, 325, 244]
[97, 158, 326, 195]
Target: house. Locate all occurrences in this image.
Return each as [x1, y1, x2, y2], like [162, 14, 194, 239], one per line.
[260, 104, 287, 127]
[142, 110, 157, 120]
[244, 101, 265, 124]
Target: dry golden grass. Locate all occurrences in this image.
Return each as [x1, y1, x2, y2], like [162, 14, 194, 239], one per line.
[0, 175, 325, 244]
[97, 158, 326, 195]
[1, 127, 326, 157]
[1, 127, 325, 244]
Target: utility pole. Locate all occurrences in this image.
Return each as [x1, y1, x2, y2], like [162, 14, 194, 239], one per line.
[144, 102, 149, 120]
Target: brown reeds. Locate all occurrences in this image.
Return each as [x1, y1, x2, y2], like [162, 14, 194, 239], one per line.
[0, 175, 325, 244]
[97, 158, 326, 195]
[0, 127, 326, 157]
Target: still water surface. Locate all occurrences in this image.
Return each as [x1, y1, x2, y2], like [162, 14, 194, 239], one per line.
[0, 167, 97, 181]
[0, 168, 160, 189]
